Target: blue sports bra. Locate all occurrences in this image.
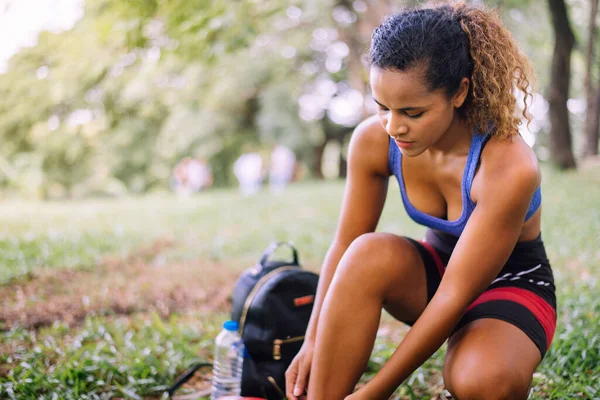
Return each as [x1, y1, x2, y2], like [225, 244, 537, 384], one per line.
[387, 131, 542, 237]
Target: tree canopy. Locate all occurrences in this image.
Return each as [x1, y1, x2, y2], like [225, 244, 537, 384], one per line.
[0, 0, 595, 197]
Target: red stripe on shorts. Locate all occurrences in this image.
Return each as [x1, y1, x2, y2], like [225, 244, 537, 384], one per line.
[467, 287, 556, 348]
[419, 240, 446, 277]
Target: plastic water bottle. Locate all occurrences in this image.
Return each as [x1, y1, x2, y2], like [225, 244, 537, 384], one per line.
[211, 320, 244, 400]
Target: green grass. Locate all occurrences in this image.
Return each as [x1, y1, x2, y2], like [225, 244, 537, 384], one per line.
[1, 313, 226, 399]
[1, 164, 599, 399]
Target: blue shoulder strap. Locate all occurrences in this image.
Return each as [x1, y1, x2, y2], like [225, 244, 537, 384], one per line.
[463, 133, 491, 207]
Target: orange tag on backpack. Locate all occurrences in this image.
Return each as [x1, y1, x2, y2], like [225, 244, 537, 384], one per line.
[294, 295, 314, 307]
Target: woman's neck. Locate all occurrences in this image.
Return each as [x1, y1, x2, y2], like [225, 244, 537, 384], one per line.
[428, 115, 473, 158]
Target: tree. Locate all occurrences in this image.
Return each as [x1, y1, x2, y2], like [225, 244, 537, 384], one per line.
[547, 0, 577, 169]
[2, 0, 578, 197]
[583, 0, 600, 158]
[0, 0, 288, 195]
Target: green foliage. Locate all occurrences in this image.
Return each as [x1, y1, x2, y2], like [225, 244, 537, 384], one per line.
[1, 313, 225, 399]
[534, 282, 600, 399]
[157, 0, 285, 62]
[0, 0, 295, 196]
[0, 0, 596, 197]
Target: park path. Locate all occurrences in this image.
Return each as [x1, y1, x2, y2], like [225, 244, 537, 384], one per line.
[0, 238, 238, 329]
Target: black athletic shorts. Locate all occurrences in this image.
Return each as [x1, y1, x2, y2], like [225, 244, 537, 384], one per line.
[405, 229, 557, 358]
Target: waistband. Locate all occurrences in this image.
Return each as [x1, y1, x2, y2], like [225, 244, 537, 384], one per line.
[424, 229, 548, 265]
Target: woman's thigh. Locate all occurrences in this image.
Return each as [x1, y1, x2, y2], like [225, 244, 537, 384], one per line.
[443, 318, 541, 400]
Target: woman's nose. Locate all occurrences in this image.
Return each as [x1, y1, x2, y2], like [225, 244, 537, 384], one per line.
[385, 114, 408, 137]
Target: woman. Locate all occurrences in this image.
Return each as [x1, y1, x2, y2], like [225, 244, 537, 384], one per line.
[285, 3, 556, 400]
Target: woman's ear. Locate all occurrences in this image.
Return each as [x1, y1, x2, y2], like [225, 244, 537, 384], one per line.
[453, 77, 470, 108]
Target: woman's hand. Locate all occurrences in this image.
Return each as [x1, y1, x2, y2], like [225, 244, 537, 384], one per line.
[285, 341, 314, 400]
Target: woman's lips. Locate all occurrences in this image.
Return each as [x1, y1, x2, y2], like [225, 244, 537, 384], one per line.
[395, 139, 414, 149]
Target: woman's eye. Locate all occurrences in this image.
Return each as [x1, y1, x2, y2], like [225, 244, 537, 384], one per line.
[378, 106, 389, 112]
[406, 112, 424, 119]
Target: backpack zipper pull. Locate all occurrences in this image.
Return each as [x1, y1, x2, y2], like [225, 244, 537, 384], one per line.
[273, 339, 282, 360]
[273, 336, 305, 360]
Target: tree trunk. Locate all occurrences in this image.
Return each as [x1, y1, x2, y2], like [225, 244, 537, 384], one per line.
[583, 0, 600, 157]
[590, 85, 600, 155]
[338, 153, 348, 178]
[337, 130, 352, 178]
[311, 141, 327, 179]
[548, 0, 577, 169]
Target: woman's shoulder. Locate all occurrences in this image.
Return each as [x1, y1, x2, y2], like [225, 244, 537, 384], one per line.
[477, 133, 541, 197]
[347, 115, 391, 176]
[351, 115, 388, 146]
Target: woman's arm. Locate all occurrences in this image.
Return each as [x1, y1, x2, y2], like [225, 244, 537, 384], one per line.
[351, 145, 541, 400]
[286, 116, 391, 399]
[305, 117, 390, 343]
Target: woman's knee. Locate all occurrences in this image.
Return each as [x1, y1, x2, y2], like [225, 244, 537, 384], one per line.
[338, 233, 416, 276]
[334, 233, 423, 296]
[444, 356, 532, 400]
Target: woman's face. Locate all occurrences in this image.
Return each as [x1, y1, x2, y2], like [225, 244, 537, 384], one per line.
[370, 66, 467, 156]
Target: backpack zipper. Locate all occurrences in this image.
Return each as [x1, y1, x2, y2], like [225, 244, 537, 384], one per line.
[239, 266, 299, 335]
[273, 335, 305, 360]
[267, 376, 286, 399]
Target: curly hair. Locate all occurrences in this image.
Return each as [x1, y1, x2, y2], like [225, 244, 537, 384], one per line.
[369, 2, 534, 139]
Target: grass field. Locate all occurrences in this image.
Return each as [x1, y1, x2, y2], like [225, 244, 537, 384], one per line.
[1, 164, 599, 399]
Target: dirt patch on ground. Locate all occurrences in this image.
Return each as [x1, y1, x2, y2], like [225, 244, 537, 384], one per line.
[0, 239, 239, 330]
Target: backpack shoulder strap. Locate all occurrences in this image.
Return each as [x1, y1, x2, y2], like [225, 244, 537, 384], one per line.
[259, 241, 299, 268]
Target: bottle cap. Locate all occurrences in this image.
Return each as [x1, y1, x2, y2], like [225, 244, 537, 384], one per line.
[223, 320, 239, 332]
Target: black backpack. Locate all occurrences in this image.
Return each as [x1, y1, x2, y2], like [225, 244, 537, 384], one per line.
[231, 242, 319, 400]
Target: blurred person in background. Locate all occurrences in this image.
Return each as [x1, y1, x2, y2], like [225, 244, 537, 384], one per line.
[269, 144, 296, 193]
[233, 152, 264, 196]
[186, 158, 213, 191]
[171, 157, 213, 196]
